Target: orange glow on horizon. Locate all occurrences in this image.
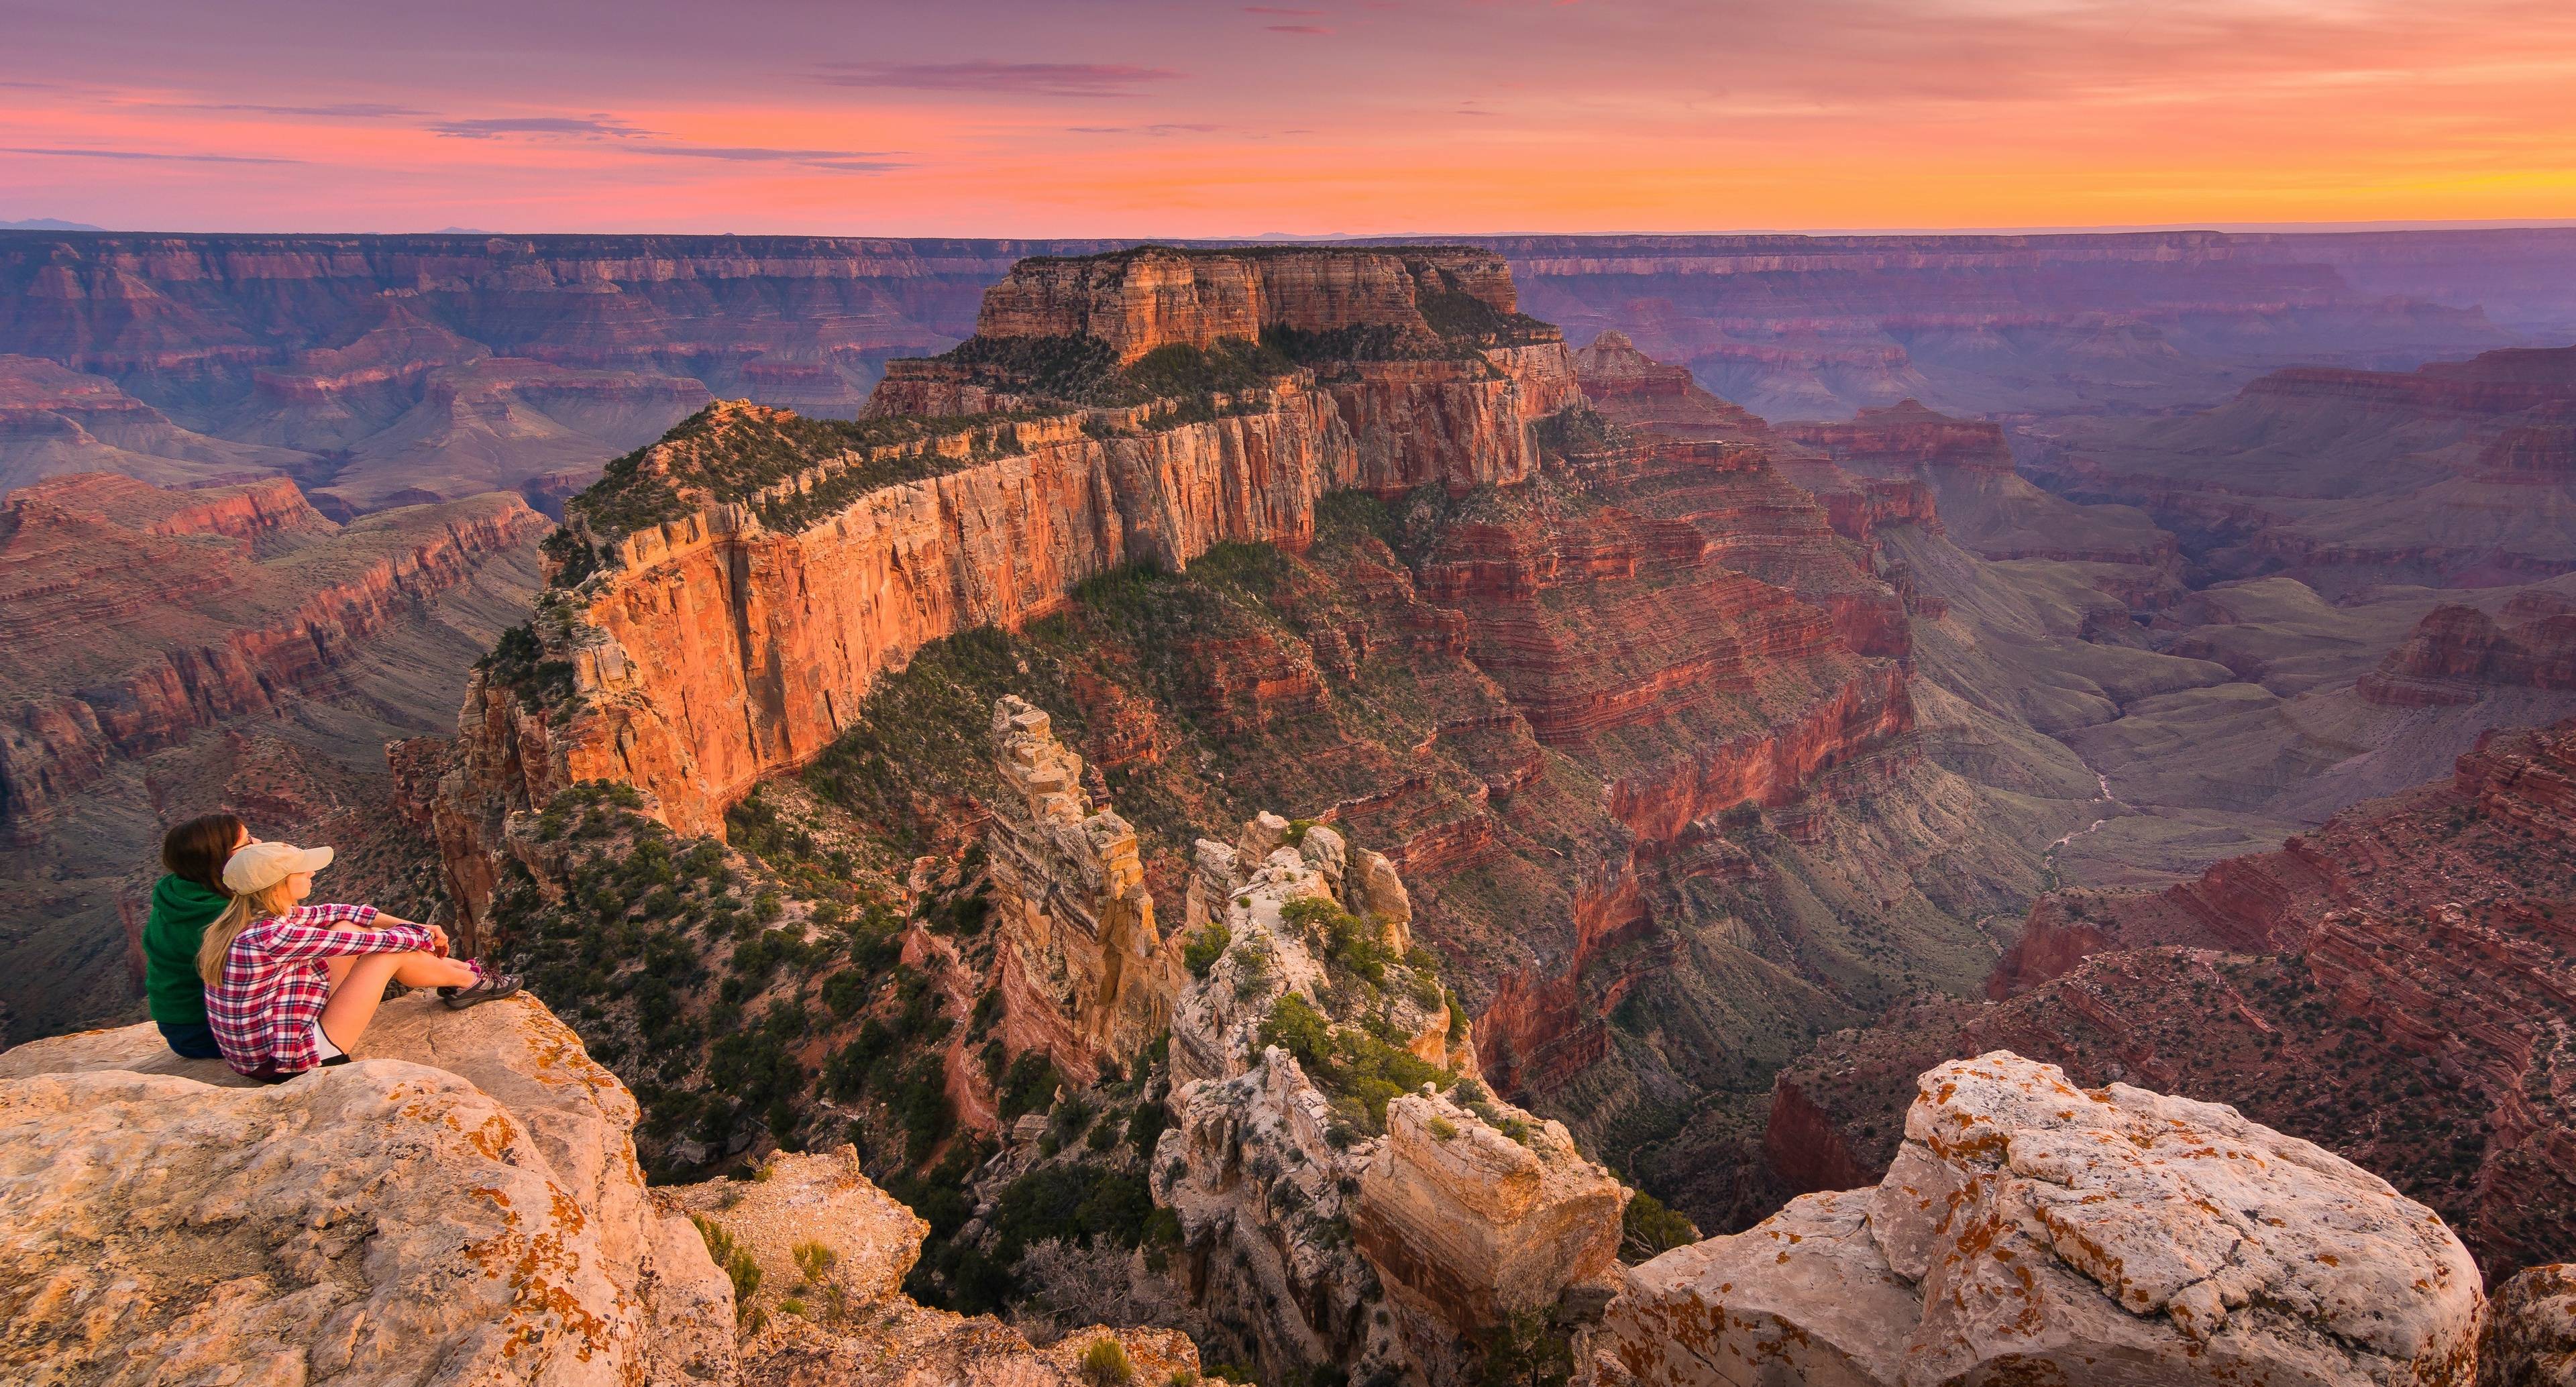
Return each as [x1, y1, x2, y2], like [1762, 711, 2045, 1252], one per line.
[5, 0, 2573, 235]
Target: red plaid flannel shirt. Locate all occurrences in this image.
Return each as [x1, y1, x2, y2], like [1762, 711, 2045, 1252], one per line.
[205, 904, 435, 1076]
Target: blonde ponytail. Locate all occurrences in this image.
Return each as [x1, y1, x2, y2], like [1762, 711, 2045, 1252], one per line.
[197, 880, 298, 985]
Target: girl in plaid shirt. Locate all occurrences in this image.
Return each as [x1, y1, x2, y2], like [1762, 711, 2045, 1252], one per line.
[197, 840, 519, 1080]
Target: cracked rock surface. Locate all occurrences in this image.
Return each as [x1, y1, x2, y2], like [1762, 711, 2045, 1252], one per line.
[1588, 1050, 2485, 1387]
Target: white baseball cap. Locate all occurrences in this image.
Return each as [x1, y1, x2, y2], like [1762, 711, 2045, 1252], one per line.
[222, 840, 335, 893]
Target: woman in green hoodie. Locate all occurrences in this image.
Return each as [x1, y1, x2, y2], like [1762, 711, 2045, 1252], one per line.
[144, 813, 250, 1058]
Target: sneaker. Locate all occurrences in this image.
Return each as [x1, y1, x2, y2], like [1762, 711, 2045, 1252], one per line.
[437, 972, 524, 1010]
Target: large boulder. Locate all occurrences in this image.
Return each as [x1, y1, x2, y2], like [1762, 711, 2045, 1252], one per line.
[1, 995, 1198, 1387]
[2481, 1264, 2576, 1387]
[0, 994, 735, 1386]
[686, 1147, 1199, 1387]
[1590, 1051, 2486, 1387]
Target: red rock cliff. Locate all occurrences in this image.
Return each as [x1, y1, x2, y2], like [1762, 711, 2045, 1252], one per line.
[409, 250, 1586, 934]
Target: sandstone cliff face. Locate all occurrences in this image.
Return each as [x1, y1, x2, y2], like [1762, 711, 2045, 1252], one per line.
[985, 696, 1182, 1084]
[1588, 1052, 2486, 1387]
[0, 472, 547, 831]
[412, 252, 1584, 932]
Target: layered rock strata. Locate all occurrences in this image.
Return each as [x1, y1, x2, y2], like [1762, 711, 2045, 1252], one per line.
[1781, 719, 2576, 1278]
[0, 471, 547, 830]
[2032, 345, 2576, 591]
[962, 244, 1532, 364]
[1589, 1052, 2486, 1387]
[2359, 592, 2576, 706]
[409, 249, 1585, 937]
[985, 695, 1182, 1083]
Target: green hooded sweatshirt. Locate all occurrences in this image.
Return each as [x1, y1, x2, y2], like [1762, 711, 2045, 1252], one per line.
[143, 875, 230, 1025]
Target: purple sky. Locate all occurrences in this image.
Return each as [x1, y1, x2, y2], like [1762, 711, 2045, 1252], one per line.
[6, 0, 2574, 233]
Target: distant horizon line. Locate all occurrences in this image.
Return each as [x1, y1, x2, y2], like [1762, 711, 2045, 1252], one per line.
[7, 218, 2576, 241]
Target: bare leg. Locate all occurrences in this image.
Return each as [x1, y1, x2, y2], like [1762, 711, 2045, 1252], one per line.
[319, 950, 476, 1052]
[322, 949, 472, 991]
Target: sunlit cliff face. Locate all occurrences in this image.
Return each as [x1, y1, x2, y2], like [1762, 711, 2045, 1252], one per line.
[5, 0, 2573, 233]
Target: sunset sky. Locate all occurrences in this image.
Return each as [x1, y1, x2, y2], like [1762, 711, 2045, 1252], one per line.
[6, 0, 2575, 235]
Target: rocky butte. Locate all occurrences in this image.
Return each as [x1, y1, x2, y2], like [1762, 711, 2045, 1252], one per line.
[402, 245, 1580, 940]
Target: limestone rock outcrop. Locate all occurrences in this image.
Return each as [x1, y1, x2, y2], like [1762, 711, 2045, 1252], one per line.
[1589, 1052, 2486, 1387]
[0, 993, 737, 1387]
[985, 695, 1182, 1083]
[0, 990, 1195, 1387]
[2481, 1264, 2576, 1387]
[1354, 1088, 1625, 1339]
[1156, 811, 1620, 1385]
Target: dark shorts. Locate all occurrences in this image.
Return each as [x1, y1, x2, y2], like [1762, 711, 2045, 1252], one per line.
[247, 1054, 352, 1085]
[157, 1019, 223, 1060]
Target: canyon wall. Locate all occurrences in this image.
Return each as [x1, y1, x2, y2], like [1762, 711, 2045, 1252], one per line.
[1770, 718, 2576, 1278]
[2029, 345, 2576, 590]
[0, 472, 547, 831]
[8, 227, 2565, 518]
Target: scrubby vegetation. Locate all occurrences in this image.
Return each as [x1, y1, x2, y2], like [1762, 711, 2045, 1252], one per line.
[483, 781, 953, 1180]
[564, 402, 1046, 546]
[1257, 992, 1456, 1134]
[475, 620, 576, 709]
[1619, 1190, 1701, 1262]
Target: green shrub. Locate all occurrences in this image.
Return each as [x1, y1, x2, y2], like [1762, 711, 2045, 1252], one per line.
[692, 1215, 763, 1317]
[1620, 1191, 1700, 1263]
[1283, 896, 1399, 985]
[998, 1052, 1063, 1124]
[1182, 921, 1232, 977]
[1258, 993, 1456, 1131]
[1079, 1337, 1136, 1387]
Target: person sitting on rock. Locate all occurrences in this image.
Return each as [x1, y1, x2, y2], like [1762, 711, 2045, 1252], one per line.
[142, 813, 253, 1060]
[198, 840, 521, 1080]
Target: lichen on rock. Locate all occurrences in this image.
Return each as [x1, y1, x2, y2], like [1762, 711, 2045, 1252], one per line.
[1587, 1050, 2488, 1387]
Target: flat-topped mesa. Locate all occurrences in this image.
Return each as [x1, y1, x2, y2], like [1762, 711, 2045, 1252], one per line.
[867, 245, 1580, 450]
[983, 696, 1183, 1085]
[405, 249, 1590, 933]
[957, 243, 1538, 365]
[1776, 398, 2016, 474]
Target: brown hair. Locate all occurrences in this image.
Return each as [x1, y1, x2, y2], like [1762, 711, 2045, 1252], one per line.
[162, 814, 248, 893]
[198, 878, 299, 986]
